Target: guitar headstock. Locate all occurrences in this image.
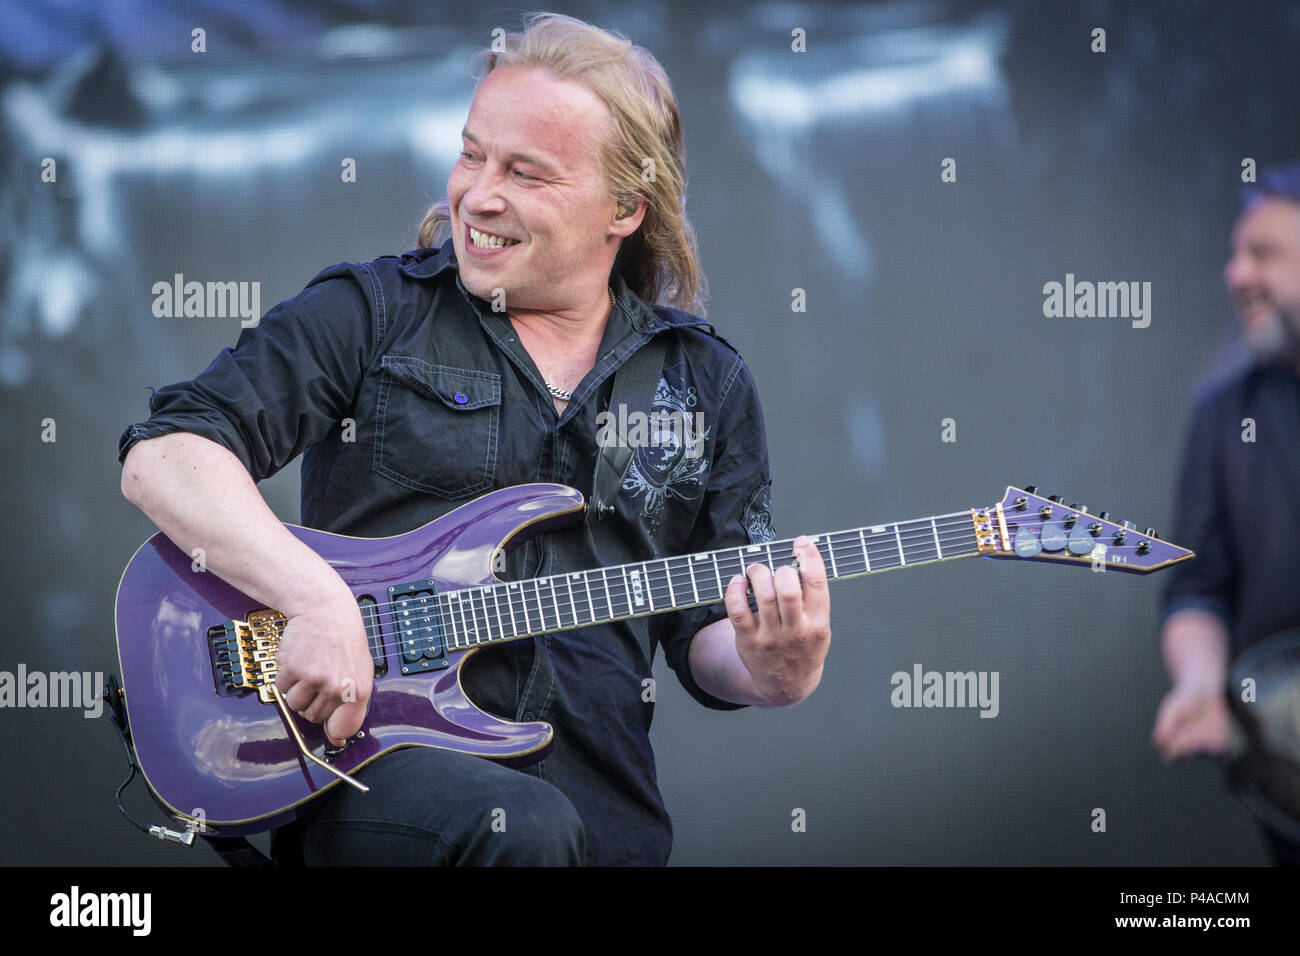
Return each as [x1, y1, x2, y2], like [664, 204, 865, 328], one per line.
[973, 485, 1194, 574]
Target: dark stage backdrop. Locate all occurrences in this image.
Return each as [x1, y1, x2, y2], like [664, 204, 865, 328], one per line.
[2, 0, 1296, 866]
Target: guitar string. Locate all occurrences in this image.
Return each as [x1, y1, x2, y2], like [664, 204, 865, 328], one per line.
[305, 512, 983, 622]
[308, 507, 1142, 621]
[327, 513, 985, 640]
[435, 524, 1136, 649]
[300, 519, 989, 662]
[342, 519, 1156, 658]
[298, 515, 1149, 661]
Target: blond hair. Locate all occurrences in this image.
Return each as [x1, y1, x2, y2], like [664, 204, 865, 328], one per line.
[416, 12, 707, 315]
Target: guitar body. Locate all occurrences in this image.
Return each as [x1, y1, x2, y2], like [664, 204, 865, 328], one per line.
[114, 483, 585, 836]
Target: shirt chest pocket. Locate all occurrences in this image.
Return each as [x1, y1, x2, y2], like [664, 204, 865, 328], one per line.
[372, 356, 502, 499]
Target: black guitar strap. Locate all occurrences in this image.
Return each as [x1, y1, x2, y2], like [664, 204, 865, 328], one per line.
[587, 335, 666, 524]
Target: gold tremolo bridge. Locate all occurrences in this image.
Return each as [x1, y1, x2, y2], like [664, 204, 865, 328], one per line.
[208, 609, 368, 794]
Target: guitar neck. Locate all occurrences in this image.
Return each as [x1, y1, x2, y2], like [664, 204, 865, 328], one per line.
[436, 508, 984, 651]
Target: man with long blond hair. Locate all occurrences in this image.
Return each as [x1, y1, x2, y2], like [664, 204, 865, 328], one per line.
[119, 12, 832, 865]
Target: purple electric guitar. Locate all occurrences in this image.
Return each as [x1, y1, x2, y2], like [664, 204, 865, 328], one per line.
[112, 483, 1192, 837]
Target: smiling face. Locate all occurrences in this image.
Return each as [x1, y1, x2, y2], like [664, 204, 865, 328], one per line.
[1224, 196, 1300, 365]
[448, 65, 639, 313]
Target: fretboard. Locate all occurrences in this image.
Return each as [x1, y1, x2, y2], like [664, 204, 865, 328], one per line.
[430, 509, 981, 651]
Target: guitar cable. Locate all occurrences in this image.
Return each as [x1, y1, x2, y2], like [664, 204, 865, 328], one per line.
[102, 673, 195, 845]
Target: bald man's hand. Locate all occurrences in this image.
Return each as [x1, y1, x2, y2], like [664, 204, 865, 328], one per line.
[1152, 681, 1231, 760]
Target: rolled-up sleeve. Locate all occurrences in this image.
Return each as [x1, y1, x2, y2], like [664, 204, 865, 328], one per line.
[117, 275, 371, 482]
[1161, 388, 1236, 628]
[657, 353, 775, 710]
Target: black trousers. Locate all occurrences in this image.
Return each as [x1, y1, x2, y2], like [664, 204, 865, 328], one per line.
[270, 747, 586, 866]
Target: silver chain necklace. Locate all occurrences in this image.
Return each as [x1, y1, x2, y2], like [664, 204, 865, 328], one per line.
[544, 287, 616, 403]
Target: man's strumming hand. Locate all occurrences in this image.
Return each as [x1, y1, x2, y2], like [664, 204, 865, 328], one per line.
[275, 583, 374, 748]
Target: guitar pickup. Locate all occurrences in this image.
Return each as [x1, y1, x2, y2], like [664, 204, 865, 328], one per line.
[357, 595, 388, 679]
[389, 580, 449, 675]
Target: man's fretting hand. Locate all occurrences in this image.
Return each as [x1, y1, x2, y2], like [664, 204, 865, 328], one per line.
[723, 535, 832, 706]
[275, 586, 374, 748]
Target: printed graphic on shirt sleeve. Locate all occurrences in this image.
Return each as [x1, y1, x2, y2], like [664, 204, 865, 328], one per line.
[743, 479, 775, 543]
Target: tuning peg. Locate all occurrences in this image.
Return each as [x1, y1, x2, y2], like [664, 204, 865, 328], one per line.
[1070, 502, 1086, 513]
[1122, 520, 1137, 530]
[1048, 494, 1063, 503]
[1098, 511, 1110, 521]
[1144, 528, 1158, 539]
[1023, 485, 1037, 495]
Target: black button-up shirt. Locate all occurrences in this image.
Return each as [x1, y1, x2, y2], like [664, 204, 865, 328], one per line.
[1162, 360, 1300, 658]
[118, 239, 777, 865]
